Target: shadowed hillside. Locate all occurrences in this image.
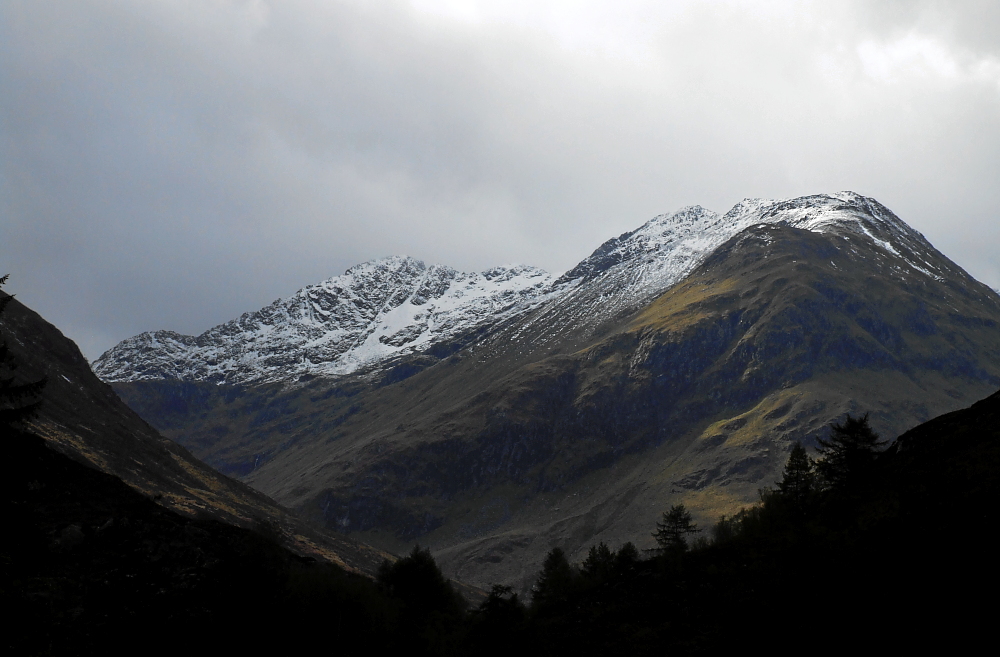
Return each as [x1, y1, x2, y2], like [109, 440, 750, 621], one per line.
[470, 389, 1000, 655]
[0, 291, 391, 574]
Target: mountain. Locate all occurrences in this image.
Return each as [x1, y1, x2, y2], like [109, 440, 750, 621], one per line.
[101, 192, 1000, 591]
[0, 292, 391, 575]
[96, 193, 957, 386]
[94, 258, 556, 385]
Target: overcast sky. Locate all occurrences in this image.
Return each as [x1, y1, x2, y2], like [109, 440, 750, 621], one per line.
[2, 0, 999, 360]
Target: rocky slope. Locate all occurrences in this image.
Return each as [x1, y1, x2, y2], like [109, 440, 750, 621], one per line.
[0, 293, 391, 574]
[104, 192, 1000, 591]
[94, 259, 557, 384]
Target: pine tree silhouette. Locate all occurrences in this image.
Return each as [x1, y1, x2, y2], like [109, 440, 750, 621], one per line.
[531, 547, 577, 608]
[581, 542, 615, 581]
[652, 504, 699, 554]
[815, 413, 886, 492]
[778, 442, 816, 506]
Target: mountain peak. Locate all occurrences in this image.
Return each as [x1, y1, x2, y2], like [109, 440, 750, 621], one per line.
[343, 254, 425, 277]
[93, 255, 557, 384]
[94, 193, 970, 387]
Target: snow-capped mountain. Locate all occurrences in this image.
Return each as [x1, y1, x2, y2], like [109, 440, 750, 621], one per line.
[103, 191, 1000, 594]
[569, 191, 947, 299]
[94, 192, 948, 385]
[480, 191, 950, 353]
[93, 258, 556, 384]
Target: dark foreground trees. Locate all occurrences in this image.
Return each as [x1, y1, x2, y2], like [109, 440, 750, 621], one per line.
[513, 405, 1000, 654]
[377, 546, 467, 656]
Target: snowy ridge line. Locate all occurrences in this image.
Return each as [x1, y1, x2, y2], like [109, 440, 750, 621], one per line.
[93, 257, 559, 384]
[490, 192, 949, 351]
[93, 192, 951, 385]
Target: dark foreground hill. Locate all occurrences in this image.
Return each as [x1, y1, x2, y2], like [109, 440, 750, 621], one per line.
[0, 292, 390, 573]
[15, 386, 992, 654]
[2, 427, 396, 654]
[1, 291, 485, 654]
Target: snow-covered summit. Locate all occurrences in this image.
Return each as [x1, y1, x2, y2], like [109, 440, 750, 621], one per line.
[586, 191, 947, 290]
[95, 192, 949, 385]
[724, 192, 955, 280]
[482, 192, 954, 351]
[93, 256, 557, 384]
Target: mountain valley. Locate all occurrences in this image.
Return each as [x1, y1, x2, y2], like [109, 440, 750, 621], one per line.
[99, 192, 1000, 591]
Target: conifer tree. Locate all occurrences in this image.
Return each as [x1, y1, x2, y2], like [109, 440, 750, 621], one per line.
[469, 584, 526, 645]
[652, 504, 699, 554]
[531, 547, 576, 608]
[376, 545, 464, 617]
[581, 542, 615, 581]
[614, 541, 640, 570]
[815, 413, 886, 492]
[778, 442, 816, 506]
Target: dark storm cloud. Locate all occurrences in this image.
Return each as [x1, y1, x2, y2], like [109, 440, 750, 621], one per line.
[2, 0, 998, 359]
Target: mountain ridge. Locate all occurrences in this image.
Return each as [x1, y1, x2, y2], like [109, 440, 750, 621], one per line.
[94, 192, 950, 388]
[93, 257, 558, 385]
[100, 191, 1000, 591]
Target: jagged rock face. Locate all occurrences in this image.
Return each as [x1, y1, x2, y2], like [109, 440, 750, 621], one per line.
[103, 191, 1000, 592]
[93, 257, 556, 384]
[95, 192, 943, 386]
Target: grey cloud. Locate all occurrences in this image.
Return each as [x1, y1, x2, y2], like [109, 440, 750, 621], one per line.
[857, 0, 1000, 55]
[2, 0, 998, 359]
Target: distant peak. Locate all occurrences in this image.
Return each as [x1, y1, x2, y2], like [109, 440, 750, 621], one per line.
[643, 205, 716, 227]
[343, 255, 425, 277]
[723, 197, 776, 221]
